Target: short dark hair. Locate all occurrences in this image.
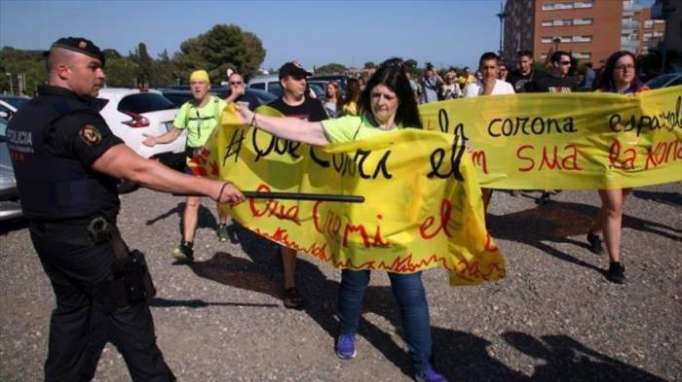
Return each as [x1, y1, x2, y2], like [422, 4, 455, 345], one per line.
[550, 50, 570, 63]
[358, 58, 422, 129]
[479, 52, 499, 67]
[517, 50, 533, 59]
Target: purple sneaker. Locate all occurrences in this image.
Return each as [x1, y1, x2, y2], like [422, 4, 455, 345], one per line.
[335, 334, 356, 360]
[415, 367, 448, 382]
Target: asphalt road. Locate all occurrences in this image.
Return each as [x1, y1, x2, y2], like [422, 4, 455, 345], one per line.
[1, 182, 680, 381]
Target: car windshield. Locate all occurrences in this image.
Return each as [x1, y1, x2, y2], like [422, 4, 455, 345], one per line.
[117, 93, 176, 114]
[0, 96, 29, 110]
[646, 74, 678, 89]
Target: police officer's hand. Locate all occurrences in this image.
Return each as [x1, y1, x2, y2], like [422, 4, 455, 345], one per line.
[142, 134, 157, 147]
[216, 181, 245, 205]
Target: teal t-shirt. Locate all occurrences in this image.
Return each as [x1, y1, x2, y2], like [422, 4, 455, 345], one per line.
[321, 115, 402, 144]
[174, 95, 227, 147]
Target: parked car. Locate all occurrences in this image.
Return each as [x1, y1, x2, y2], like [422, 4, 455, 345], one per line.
[0, 95, 30, 112]
[645, 73, 682, 89]
[0, 114, 22, 222]
[0, 99, 23, 120]
[309, 74, 349, 94]
[247, 75, 283, 98]
[98, 88, 185, 192]
[307, 81, 327, 101]
[160, 87, 276, 108]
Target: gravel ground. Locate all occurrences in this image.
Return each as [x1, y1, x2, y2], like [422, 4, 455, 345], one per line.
[1, 183, 680, 382]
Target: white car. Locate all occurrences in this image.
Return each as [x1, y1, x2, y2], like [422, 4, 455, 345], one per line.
[98, 88, 186, 191]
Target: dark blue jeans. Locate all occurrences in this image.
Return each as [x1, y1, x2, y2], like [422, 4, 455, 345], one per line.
[337, 269, 433, 374]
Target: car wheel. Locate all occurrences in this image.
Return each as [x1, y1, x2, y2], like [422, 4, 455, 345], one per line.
[117, 179, 139, 194]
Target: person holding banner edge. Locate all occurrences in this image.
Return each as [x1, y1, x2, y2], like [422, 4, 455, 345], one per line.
[587, 50, 648, 284]
[143, 70, 232, 260]
[236, 58, 447, 382]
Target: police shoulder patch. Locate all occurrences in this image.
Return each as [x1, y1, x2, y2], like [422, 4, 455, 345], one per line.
[79, 124, 102, 145]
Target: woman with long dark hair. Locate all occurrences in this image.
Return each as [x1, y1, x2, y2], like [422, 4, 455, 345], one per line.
[236, 58, 446, 382]
[587, 50, 648, 283]
[340, 77, 362, 116]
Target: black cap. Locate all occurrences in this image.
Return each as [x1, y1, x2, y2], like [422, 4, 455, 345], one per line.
[278, 61, 311, 79]
[47, 37, 105, 66]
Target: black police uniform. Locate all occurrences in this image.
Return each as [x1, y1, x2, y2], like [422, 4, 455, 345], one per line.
[7, 38, 174, 382]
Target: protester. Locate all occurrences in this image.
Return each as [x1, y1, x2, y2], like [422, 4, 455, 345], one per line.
[508, 50, 535, 93]
[526, 50, 578, 204]
[457, 66, 475, 88]
[340, 77, 362, 116]
[7, 37, 244, 382]
[235, 58, 448, 382]
[463, 52, 514, 211]
[580, 62, 596, 91]
[265, 61, 328, 309]
[463, 52, 515, 97]
[498, 62, 509, 81]
[440, 70, 462, 100]
[586, 51, 648, 284]
[226, 71, 261, 111]
[526, 50, 578, 93]
[419, 63, 443, 103]
[143, 70, 232, 256]
[323, 81, 341, 117]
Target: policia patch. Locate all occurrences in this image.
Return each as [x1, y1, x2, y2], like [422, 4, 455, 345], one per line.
[79, 124, 102, 145]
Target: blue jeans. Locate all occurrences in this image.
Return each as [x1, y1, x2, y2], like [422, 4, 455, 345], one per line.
[337, 269, 433, 374]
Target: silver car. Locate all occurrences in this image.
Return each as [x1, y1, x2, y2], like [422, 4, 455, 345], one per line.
[0, 115, 22, 221]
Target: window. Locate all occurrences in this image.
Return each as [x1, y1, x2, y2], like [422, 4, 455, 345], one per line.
[117, 93, 176, 114]
[644, 20, 654, 28]
[542, 2, 573, 10]
[574, 18, 592, 25]
[249, 83, 265, 90]
[573, 35, 592, 43]
[574, 1, 593, 8]
[542, 20, 553, 26]
[572, 52, 591, 60]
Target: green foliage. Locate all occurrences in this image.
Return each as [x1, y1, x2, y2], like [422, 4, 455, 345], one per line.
[315, 63, 347, 74]
[0, 47, 46, 95]
[174, 24, 266, 83]
[0, 23, 267, 93]
[363, 61, 375, 69]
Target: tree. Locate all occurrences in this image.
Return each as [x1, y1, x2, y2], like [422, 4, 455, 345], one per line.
[174, 24, 266, 83]
[315, 63, 347, 74]
[364, 61, 375, 69]
[131, 42, 153, 86]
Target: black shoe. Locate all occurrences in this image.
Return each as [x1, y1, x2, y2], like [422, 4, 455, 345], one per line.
[606, 262, 625, 284]
[283, 287, 305, 310]
[537, 192, 551, 205]
[173, 241, 194, 262]
[586, 233, 604, 255]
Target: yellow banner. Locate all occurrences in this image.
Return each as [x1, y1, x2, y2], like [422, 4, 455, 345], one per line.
[194, 105, 505, 286]
[419, 86, 682, 189]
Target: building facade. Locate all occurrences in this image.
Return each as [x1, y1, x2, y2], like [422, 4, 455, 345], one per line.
[503, 0, 665, 66]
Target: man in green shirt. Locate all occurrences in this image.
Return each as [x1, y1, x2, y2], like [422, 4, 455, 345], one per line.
[143, 70, 230, 261]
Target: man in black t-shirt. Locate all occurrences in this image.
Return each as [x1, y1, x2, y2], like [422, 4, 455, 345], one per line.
[266, 61, 327, 309]
[527, 50, 578, 204]
[508, 50, 535, 93]
[526, 50, 579, 93]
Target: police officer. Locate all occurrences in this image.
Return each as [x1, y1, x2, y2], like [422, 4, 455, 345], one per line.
[6, 37, 244, 381]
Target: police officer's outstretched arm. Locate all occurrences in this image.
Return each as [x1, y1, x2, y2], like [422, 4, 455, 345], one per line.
[93, 144, 244, 204]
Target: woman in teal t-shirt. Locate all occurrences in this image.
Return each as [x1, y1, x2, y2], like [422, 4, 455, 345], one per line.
[236, 59, 447, 382]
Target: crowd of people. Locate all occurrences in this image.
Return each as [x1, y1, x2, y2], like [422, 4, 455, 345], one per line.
[6, 35, 665, 382]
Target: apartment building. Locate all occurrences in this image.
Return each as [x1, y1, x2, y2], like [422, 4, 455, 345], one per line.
[502, 0, 666, 66]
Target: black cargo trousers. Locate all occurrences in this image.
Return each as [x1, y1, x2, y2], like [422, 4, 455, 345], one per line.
[28, 218, 175, 382]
